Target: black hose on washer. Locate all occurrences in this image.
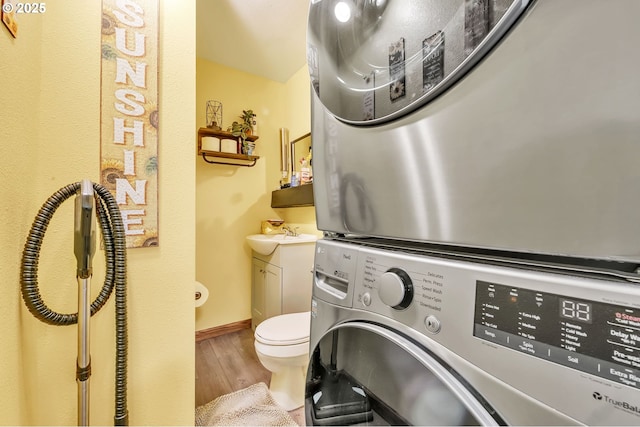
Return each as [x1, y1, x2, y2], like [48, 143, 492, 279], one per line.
[20, 182, 129, 426]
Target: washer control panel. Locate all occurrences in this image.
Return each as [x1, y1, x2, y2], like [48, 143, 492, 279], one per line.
[313, 239, 450, 336]
[473, 280, 640, 391]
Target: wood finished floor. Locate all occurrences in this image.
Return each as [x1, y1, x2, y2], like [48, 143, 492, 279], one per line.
[195, 327, 305, 425]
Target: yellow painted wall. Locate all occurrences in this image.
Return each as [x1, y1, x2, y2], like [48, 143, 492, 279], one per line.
[283, 65, 312, 143]
[275, 65, 318, 234]
[195, 60, 319, 331]
[0, 1, 196, 425]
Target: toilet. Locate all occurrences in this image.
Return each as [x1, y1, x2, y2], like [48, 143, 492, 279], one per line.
[254, 311, 311, 411]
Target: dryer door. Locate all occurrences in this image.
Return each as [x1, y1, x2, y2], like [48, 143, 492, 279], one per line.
[307, 0, 530, 124]
[305, 322, 503, 426]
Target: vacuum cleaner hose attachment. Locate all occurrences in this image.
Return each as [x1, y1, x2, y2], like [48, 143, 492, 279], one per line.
[20, 181, 129, 426]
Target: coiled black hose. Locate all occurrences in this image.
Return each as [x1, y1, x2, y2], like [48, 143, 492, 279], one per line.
[20, 182, 129, 426]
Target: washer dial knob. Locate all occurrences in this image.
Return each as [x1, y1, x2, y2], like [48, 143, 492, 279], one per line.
[378, 268, 413, 309]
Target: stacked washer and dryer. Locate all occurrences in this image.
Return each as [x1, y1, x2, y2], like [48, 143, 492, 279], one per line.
[304, 0, 640, 425]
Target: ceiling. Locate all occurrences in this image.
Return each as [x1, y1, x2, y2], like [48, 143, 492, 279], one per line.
[196, 0, 310, 83]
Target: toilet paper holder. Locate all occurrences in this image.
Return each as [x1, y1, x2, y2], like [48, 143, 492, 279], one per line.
[195, 281, 209, 307]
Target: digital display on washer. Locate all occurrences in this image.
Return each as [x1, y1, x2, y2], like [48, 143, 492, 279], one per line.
[473, 281, 640, 389]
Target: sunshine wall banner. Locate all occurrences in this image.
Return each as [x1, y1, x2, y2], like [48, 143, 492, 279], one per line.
[101, 0, 159, 248]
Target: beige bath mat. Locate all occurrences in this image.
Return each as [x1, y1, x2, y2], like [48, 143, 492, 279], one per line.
[195, 382, 299, 426]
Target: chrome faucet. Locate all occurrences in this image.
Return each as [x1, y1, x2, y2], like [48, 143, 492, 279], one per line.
[282, 225, 299, 237]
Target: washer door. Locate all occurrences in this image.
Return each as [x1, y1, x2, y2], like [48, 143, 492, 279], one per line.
[305, 322, 502, 426]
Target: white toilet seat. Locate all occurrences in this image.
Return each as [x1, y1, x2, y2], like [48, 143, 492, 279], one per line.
[255, 311, 311, 346]
[254, 340, 309, 359]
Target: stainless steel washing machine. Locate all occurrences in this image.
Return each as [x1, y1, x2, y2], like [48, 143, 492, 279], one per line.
[305, 239, 640, 425]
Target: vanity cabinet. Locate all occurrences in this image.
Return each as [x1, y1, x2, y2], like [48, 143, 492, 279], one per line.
[251, 258, 282, 329]
[251, 242, 316, 330]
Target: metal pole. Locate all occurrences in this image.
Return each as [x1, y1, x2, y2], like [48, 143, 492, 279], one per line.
[74, 179, 96, 426]
[77, 277, 91, 426]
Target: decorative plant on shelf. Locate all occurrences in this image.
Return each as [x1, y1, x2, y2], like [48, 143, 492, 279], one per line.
[228, 109, 257, 155]
[229, 121, 251, 154]
[240, 109, 257, 133]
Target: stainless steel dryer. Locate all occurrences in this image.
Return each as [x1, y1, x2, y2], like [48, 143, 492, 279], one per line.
[308, 0, 640, 263]
[305, 239, 640, 425]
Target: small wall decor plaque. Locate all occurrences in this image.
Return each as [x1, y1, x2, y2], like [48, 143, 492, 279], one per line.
[464, 0, 490, 56]
[389, 37, 406, 102]
[363, 71, 375, 121]
[423, 31, 445, 92]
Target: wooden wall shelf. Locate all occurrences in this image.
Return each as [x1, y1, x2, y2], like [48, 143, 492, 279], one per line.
[197, 127, 259, 167]
[271, 184, 314, 208]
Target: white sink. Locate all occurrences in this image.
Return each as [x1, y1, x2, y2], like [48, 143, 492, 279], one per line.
[246, 233, 318, 255]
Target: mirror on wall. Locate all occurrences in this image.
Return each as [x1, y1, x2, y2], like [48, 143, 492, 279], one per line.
[291, 132, 311, 174]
